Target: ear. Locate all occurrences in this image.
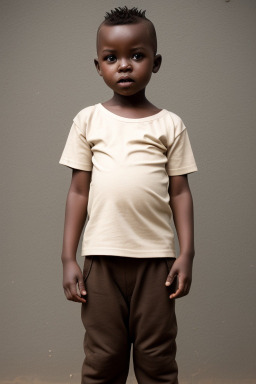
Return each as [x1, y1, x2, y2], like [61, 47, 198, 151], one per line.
[94, 58, 102, 76]
[152, 54, 162, 73]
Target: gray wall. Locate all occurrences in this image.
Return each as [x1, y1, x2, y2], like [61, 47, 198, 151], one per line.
[1, 1, 255, 383]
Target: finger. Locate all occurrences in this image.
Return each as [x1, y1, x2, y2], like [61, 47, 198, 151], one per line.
[74, 294, 87, 303]
[165, 270, 177, 286]
[68, 292, 86, 303]
[65, 287, 75, 301]
[184, 282, 190, 295]
[169, 288, 183, 300]
[69, 284, 86, 303]
[181, 278, 191, 296]
[63, 287, 70, 300]
[74, 283, 87, 303]
[169, 279, 185, 299]
[78, 279, 87, 296]
[64, 284, 87, 303]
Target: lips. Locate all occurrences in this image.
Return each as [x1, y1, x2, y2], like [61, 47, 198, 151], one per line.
[117, 77, 134, 83]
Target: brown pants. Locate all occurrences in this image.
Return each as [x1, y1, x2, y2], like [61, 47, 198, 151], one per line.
[81, 255, 178, 384]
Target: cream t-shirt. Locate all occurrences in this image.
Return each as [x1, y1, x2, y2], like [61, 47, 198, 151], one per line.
[59, 103, 198, 258]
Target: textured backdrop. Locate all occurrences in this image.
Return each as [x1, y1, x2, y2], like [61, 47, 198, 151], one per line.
[1, 0, 256, 383]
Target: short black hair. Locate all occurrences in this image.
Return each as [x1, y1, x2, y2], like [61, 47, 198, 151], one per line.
[97, 6, 157, 55]
[104, 6, 147, 24]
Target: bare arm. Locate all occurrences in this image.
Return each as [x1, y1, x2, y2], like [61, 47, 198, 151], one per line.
[165, 174, 195, 299]
[61, 169, 92, 303]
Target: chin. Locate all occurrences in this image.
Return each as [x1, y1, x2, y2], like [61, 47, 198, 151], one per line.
[115, 88, 141, 97]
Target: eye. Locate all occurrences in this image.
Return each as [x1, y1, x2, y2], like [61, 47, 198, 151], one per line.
[105, 54, 116, 62]
[132, 52, 144, 60]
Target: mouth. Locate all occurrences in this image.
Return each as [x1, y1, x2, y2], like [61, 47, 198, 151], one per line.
[117, 77, 134, 83]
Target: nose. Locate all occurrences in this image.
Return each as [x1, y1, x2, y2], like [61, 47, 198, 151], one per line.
[118, 58, 132, 72]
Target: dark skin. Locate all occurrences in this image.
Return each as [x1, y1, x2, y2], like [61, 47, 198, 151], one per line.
[61, 20, 195, 303]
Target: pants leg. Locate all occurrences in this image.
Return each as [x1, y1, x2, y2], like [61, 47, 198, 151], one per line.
[129, 257, 178, 384]
[81, 256, 131, 384]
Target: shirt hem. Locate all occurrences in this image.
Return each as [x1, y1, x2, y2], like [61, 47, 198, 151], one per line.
[167, 164, 198, 176]
[81, 248, 177, 258]
[59, 158, 92, 171]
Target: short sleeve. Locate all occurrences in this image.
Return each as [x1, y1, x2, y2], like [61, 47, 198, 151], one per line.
[166, 118, 198, 176]
[59, 120, 92, 171]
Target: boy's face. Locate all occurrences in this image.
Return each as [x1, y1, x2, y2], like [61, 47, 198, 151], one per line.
[95, 21, 162, 97]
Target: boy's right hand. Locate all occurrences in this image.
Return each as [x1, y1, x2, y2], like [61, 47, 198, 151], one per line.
[62, 260, 87, 303]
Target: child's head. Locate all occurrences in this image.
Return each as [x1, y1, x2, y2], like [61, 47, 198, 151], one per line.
[94, 6, 162, 97]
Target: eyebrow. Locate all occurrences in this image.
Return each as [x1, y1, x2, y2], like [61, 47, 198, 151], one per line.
[101, 47, 146, 53]
[131, 47, 146, 51]
[102, 49, 116, 53]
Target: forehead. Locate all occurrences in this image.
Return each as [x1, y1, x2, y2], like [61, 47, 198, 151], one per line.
[97, 22, 154, 53]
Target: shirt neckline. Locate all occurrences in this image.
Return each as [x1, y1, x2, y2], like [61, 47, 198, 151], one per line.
[97, 103, 168, 122]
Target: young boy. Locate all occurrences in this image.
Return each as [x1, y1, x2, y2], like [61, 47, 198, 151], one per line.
[59, 6, 198, 384]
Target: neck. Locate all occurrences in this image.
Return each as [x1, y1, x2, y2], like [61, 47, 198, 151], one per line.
[109, 90, 152, 108]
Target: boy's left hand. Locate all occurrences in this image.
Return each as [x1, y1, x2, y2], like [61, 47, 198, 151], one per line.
[165, 255, 194, 299]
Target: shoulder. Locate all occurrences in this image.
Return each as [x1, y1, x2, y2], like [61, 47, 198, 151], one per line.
[73, 104, 100, 128]
[163, 109, 187, 138]
[164, 109, 186, 127]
